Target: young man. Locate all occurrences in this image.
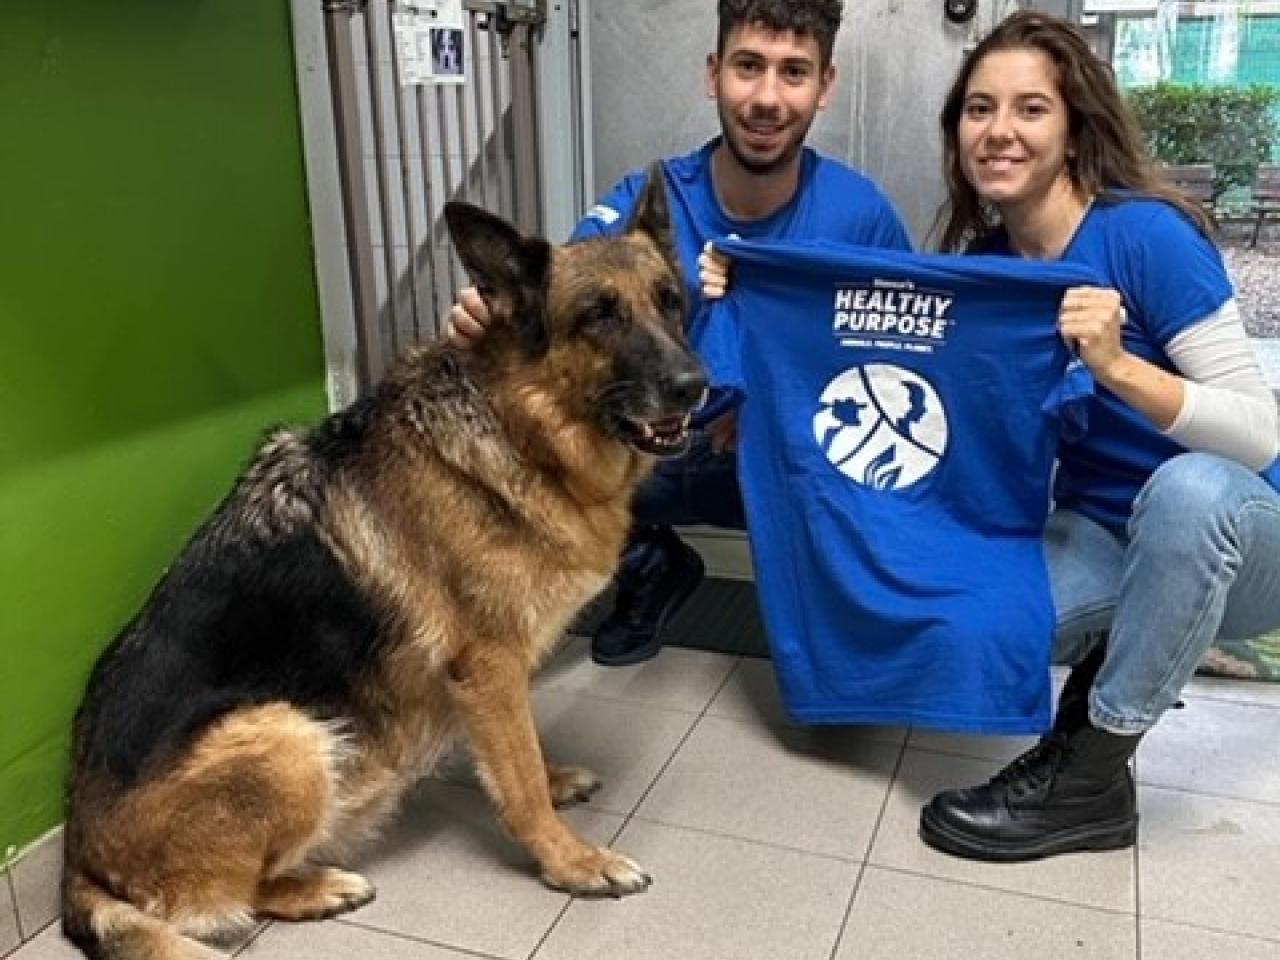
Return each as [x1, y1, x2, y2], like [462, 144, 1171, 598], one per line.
[449, 0, 911, 666]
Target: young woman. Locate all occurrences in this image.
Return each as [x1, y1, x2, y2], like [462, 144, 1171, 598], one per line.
[918, 9, 1279, 863]
[700, 10, 1280, 861]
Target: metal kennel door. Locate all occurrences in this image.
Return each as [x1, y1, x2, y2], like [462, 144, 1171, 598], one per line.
[321, 0, 548, 389]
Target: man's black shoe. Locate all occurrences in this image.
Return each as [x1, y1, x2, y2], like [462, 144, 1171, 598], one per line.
[919, 721, 1141, 862]
[591, 533, 705, 666]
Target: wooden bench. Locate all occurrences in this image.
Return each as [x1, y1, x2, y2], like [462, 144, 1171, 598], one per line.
[1160, 162, 1216, 207]
[1249, 163, 1280, 248]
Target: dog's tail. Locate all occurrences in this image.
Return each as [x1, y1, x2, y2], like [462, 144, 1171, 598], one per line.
[62, 869, 215, 960]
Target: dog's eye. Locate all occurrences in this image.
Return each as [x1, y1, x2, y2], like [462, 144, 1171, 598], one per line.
[578, 293, 621, 331]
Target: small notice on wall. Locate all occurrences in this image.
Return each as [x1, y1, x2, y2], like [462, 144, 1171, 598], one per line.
[393, 0, 466, 86]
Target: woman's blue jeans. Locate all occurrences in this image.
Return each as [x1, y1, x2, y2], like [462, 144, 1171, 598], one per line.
[1048, 452, 1280, 734]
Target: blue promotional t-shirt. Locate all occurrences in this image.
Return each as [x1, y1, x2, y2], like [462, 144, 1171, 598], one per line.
[987, 197, 1254, 533]
[704, 239, 1098, 733]
[570, 138, 912, 358]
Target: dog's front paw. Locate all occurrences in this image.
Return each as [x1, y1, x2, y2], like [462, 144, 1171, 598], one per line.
[541, 846, 652, 898]
[547, 763, 602, 807]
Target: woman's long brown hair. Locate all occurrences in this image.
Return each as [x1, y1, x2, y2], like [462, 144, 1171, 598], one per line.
[932, 10, 1214, 253]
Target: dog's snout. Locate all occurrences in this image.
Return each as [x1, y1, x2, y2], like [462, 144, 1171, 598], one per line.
[664, 364, 709, 412]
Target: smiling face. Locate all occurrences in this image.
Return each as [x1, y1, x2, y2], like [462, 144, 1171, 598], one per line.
[706, 21, 835, 175]
[957, 47, 1074, 217]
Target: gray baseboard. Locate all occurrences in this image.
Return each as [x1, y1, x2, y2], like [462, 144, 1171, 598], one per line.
[2, 826, 61, 949]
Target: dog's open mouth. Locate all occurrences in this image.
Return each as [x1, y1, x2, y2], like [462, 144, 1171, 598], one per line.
[622, 413, 693, 457]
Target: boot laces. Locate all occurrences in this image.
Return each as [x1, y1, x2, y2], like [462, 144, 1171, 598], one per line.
[613, 582, 652, 629]
[991, 733, 1070, 796]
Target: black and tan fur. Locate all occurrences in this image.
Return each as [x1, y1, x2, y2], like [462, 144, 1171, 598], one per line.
[61, 171, 705, 960]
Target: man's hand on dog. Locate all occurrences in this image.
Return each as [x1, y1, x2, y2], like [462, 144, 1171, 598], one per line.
[447, 286, 493, 348]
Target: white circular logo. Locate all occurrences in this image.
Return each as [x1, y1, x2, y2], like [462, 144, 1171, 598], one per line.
[813, 364, 948, 490]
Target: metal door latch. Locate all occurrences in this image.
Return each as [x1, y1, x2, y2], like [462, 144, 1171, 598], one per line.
[499, 0, 545, 26]
[481, 0, 547, 57]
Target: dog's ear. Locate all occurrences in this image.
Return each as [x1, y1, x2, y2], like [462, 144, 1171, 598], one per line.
[444, 201, 551, 355]
[626, 163, 676, 264]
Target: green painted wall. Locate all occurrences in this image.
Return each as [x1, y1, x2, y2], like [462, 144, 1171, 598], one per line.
[0, 1, 328, 857]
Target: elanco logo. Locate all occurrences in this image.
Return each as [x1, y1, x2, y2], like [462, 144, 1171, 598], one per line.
[813, 364, 949, 490]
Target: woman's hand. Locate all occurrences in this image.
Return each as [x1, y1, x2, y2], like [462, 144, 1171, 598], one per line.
[699, 242, 732, 301]
[1059, 285, 1185, 431]
[1058, 287, 1127, 382]
[446, 286, 493, 349]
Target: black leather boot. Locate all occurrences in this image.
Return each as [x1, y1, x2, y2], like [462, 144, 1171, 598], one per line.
[591, 527, 705, 666]
[1052, 639, 1107, 732]
[919, 643, 1141, 862]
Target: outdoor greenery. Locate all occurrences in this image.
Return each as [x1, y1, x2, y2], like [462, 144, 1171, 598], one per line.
[1126, 82, 1280, 204]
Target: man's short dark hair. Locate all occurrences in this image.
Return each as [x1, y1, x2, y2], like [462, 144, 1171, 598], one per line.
[716, 0, 844, 69]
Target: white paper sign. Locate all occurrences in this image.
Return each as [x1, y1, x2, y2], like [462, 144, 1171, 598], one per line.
[392, 0, 467, 86]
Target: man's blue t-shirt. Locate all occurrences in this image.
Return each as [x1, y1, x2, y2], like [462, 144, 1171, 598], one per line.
[987, 197, 1264, 533]
[570, 138, 912, 357]
[704, 239, 1098, 733]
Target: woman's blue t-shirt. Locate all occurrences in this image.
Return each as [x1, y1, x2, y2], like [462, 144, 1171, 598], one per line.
[989, 197, 1239, 534]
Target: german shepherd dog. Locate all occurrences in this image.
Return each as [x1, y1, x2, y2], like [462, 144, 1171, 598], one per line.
[62, 170, 705, 960]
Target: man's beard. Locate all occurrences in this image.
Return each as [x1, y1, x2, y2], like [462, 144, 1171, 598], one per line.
[718, 104, 814, 175]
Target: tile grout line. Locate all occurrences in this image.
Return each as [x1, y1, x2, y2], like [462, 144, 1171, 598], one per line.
[1133, 751, 1143, 960]
[1133, 834, 1143, 960]
[1135, 915, 1280, 947]
[536, 682, 722, 719]
[335, 916, 511, 960]
[826, 732, 910, 960]
[1181, 689, 1280, 709]
[1134, 779, 1280, 810]
[230, 920, 273, 957]
[525, 895, 574, 960]
[526, 656, 747, 960]
[616, 656, 745, 823]
[622, 813, 865, 866]
[866, 862, 1140, 920]
[899, 742, 1034, 765]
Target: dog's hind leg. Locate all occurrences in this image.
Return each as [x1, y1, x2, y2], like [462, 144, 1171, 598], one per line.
[203, 707, 378, 923]
[63, 869, 224, 960]
[161, 703, 366, 930]
[446, 647, 651, 897]
[67, 703, 373, 958]
[170, 704, 377, 927]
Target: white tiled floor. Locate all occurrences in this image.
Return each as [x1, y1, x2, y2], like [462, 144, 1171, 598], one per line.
[6, 644, 1279, 960]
